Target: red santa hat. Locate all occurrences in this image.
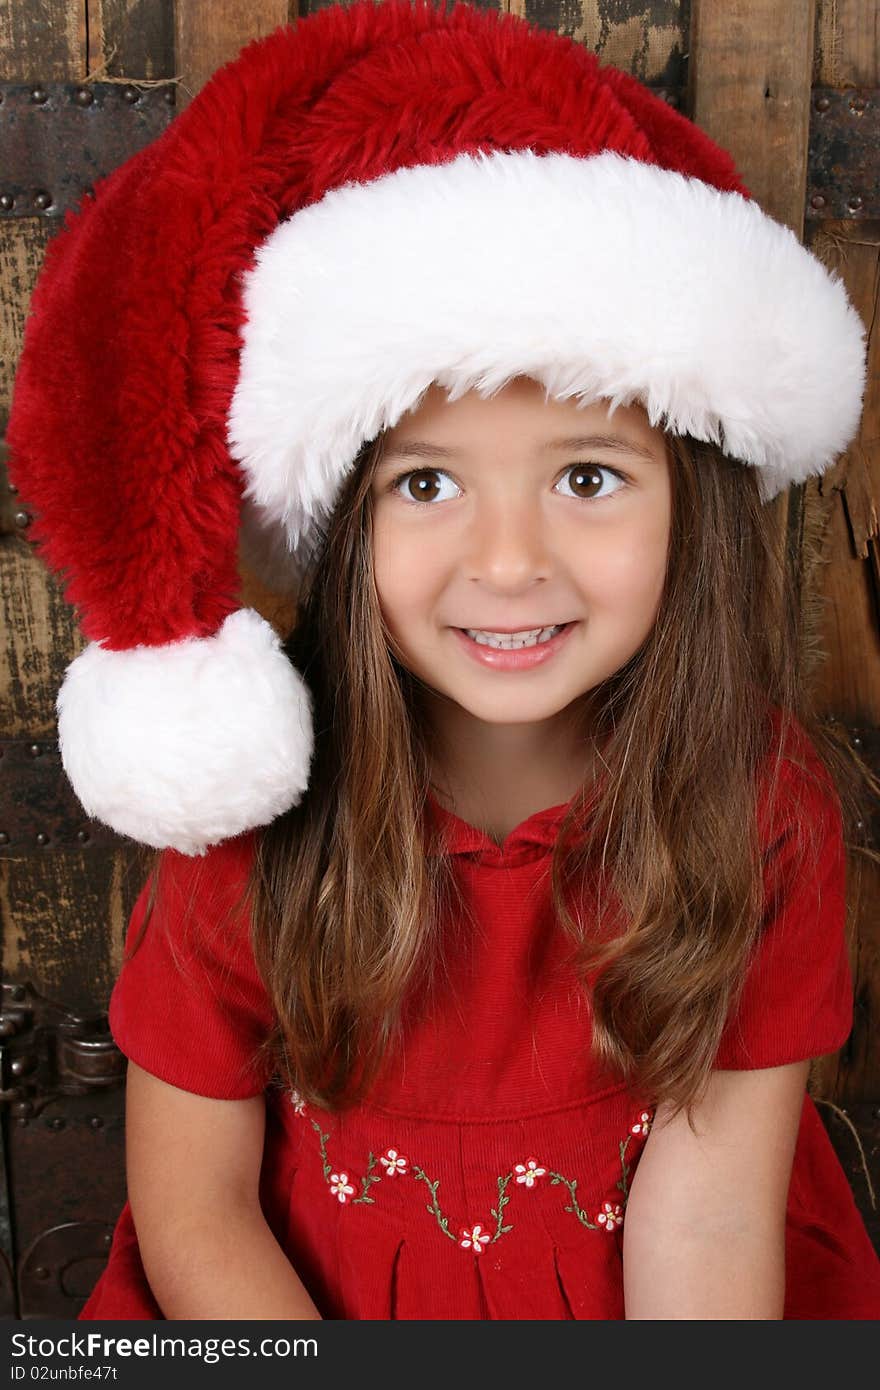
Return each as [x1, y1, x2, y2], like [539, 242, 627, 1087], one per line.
[6, 0, 866, 855]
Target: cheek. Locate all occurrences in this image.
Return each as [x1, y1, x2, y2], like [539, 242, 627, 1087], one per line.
[578, 508, 670, 610]
[371, 514, 437, 621]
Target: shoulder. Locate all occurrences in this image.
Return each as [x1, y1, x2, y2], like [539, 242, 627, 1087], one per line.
[143, 829, 259, 956]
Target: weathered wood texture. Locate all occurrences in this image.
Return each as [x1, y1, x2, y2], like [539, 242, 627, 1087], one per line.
[515, 0, 688, 84]
[0, 0, 85, 81]
[806, 1, 880, 1106]
[1, 5, 134, 1032]
[86, 0, 175, 81]
[174, 0, 292, 108]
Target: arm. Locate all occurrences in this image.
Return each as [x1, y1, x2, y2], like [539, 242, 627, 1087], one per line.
[125, 1061, 322, 1320]
[622, 1058, 810, 1319]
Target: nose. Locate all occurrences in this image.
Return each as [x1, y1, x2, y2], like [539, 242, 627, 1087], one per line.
[463, 490, 552, 590]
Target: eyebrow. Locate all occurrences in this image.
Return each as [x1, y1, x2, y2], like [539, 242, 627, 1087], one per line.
[379, 434, 659, 464]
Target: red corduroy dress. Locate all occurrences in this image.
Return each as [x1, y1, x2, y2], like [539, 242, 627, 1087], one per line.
[80, 731, 880, 1321]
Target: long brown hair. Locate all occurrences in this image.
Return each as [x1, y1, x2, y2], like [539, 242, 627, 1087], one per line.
[240, 423, 876, 1123]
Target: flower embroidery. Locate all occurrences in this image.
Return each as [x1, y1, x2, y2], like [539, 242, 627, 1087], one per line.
[379, 1147, 408, 1176]
[290, 1089, 307, 1116]
[514, 1158, 547, 1188]
[329, 1172, 356, 1203]
[310, 1110, 653, 1248]
[459, 1224, 491, 1254]
[597, 1200, 624, 1231]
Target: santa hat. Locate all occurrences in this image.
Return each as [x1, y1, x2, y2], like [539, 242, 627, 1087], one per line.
[6, 0, 866, 856]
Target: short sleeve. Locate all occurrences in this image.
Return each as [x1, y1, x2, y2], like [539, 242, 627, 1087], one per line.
[108, 832, 276, 1099]
[714, 737, 853, 1071]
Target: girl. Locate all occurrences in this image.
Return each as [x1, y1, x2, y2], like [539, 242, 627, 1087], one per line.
[7, 0, 880, 1320]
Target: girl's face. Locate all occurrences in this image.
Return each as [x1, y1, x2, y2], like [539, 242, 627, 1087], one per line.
[370, 375, 671, 735]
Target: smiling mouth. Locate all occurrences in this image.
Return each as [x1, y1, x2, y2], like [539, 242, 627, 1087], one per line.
[455, 622, 576, 652]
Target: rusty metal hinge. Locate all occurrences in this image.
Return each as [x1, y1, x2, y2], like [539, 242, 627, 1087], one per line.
[0, 982, 125, 1124]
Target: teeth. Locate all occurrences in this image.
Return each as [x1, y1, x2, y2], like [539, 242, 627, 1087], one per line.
[464, 625, 564, 650]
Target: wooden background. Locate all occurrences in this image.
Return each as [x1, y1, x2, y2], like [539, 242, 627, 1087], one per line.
[1, 0, 878, 1317]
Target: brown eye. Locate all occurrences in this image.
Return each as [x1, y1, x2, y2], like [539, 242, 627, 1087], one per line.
[557, 464, 626, 501]
[405, 470, 441, 502]
[391, 468, 459, 505]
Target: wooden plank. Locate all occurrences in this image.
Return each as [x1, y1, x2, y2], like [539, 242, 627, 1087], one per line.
[86, 0, 175, 81]
[174, 0, 291, 109]
[0, 221, 54, 424]
[0, 0, 85, 81]
[690, 0, 816, 235]
[687, 3, 815, 740]
[513, 0, 689, 86]
[806, 0, 880, 1106]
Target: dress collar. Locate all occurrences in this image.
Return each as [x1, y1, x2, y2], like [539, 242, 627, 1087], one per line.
[423, 786, 595, 861]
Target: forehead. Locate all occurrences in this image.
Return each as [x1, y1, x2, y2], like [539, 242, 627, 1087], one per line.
[379, 382, 664, 464]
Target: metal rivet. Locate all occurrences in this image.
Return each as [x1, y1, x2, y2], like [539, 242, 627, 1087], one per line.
[846, 195, 863, 213]
[88, 1115, 104, 1129]
[121, 85, 140, 104]
[33, 1266, 51, 1281]
[7, 481, 17, 494]
[36, 832, 49, 846]
[33, 190, 52, 211]
[73, 87, 94, 106]
[809, 193, 826, 209]
[815, 95, 831, 113]
[851, 734, 862, 747]
[856, 820, 865, 832]
[164, 88, 175, 105]
[0, 832, 9, 846]
[14, 510, 31, 528]
[76, 829, 90, 844]
[103, 1232, 113, 1248]
[47, 1116, 65, 1131]
[30, 86, 48, 104]
[28, 744, 42, 757]
[0, 193, 14, 212]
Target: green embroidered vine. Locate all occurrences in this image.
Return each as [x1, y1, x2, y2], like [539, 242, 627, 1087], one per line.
[616, 1135, 633, 1202]
[490, 1172, 514, 1242]
[546, 1169, 600, 1230]
[411, 1164, 457, 1242]
[310, 1118, 332, 1182]
[352, 1151, 381, 1205]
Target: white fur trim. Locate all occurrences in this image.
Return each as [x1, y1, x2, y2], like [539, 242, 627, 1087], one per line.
[228, 147, 865, 568]
[56, 609, 313, 854]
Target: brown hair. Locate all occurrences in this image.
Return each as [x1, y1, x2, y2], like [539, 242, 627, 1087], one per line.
[126, 423, 877, 1126]
[239, 424, 876, 1123]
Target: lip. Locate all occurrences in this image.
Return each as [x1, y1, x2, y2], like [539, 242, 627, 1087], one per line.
[452, 621, 578, 670]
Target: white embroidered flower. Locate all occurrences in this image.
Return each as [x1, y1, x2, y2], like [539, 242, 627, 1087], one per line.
[459, 1224, 491, 1254]
[329, 1172, 356, 1203]
[514, 1158, 547, 1188]
[631, 1111, 652, 1137]
[597, 1200, 623, 1231]
[289, 1089, 307, 1116]
[379, 1147, 408, 1176]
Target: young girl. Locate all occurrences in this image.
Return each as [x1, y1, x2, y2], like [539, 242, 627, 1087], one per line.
[7, 0, 880, 1320]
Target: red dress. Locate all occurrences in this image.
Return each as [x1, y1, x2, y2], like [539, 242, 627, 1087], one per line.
[80, 726, 880, 1320]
